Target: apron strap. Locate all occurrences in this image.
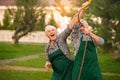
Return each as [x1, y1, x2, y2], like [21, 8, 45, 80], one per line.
[56, 41, 60, 49]
[78, 35, 88, 80]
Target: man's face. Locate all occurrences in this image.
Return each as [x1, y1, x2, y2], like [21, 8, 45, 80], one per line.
[46, 28, 57, 41]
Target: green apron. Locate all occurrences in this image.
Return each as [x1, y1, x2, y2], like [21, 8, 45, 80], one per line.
[48, 47, 73, 80]
[72, 37, 102, 80]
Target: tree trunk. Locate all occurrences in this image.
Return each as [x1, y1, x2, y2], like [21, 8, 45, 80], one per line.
[12, 26, 33, 44]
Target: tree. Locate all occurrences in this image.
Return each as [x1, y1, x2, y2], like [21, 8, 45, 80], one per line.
[47, 14, 58, 28]
[72, 0, 120, 53]
[89, 0, 120, 53]
[11, 0, 47, 44]
[91, 0, 120, 61]
[35, 12, 46, 31]
[0, 9, 11, 30]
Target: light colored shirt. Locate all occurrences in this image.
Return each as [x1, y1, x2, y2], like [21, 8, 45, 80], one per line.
[70, 24, 104, 56]
[45, 27, 73, 61]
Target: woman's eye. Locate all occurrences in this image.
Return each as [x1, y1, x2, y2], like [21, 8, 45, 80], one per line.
[47, 31, 50, 33]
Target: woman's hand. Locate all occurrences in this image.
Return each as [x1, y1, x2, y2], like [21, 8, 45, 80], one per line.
[68, 13, 79, 30]
[68, 1, 91, 30]
[45, 61, 51, 71]
[81, 1, 91, 10]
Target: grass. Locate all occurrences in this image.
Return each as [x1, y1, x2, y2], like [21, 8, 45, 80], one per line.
[8, 57, 46, 68]
[0, 42, 120, 80]
[98, 53, 120, 73]
[0, 43, 45, 60]
[8, 53, 120, 73]
[0, 70, 120, 80]
[0, 70, 52, 80]
[103, 76, 120, 80]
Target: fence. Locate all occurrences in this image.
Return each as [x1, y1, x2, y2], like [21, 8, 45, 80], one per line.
[0, 30, 49, 43]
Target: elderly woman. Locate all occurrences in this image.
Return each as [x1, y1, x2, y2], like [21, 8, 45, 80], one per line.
[44, 14, 78, 80]
[71, 19, 104, 80]
[44, 24, 73, 80]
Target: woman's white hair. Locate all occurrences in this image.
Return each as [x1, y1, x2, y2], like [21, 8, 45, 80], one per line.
[45, 25, 57, 32]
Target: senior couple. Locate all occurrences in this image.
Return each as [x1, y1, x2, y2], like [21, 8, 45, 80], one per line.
[44, 1, 104, 80]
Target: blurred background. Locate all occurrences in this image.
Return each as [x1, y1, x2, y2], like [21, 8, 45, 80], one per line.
[0, 0, 120, 80]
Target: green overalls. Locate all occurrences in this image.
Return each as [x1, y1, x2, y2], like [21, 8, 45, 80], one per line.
[72, 36, 102, 80]
[48, 44, 73, 80]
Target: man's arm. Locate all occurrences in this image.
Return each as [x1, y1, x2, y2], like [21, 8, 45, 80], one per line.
[80, 19, 104, 45]
[88, 32, 104, 45]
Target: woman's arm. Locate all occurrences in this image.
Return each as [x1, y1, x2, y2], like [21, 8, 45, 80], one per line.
[45, 61, 51, 71]
[44, 44, 51, 71]
[68, 1, 91, 30]
[59, 1, 91, 40]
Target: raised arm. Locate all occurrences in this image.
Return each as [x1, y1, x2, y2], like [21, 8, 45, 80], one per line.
[68, 1, 91, 30]
[59, 1, 91, 40]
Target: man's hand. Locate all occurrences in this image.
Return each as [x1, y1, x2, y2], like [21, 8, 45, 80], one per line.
[79, 19, 103, 45]
[80, 19, 91, 35]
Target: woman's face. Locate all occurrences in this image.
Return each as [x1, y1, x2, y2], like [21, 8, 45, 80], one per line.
[46, 28, 57, 41]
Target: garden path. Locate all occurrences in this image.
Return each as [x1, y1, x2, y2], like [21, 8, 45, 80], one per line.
[0, 54, 120, 77]
[0, 54, 44, 64]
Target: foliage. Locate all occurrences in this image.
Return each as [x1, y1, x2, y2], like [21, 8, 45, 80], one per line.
[47, 14, 58, 28]
[0, 9, 13, 30]
[0, 0, 60, 44]
[12, 0, 35, 44]
[89, 0, 120, 54]
[35, 12, 46, 31]
[0, 0, 49, 44]
[72, 0, 120, 54]
[1, 0, 120, 55]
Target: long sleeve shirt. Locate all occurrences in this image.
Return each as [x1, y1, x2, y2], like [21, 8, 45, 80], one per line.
[45, 27, 73, 61]
[70, 24, 104, 56]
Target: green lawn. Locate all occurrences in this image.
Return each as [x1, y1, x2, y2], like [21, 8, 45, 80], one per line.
[98, 53, 120, 73]
[0, 70, 120, 80]
[0, 70, 52, 80]
[8, 57, 46, 68]
[0, 42, 120, 80]
[103, 76, 120, 80]
[0, 43, 45, 59]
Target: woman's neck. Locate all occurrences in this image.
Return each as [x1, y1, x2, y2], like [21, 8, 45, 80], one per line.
[50, 40, 55, 47]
